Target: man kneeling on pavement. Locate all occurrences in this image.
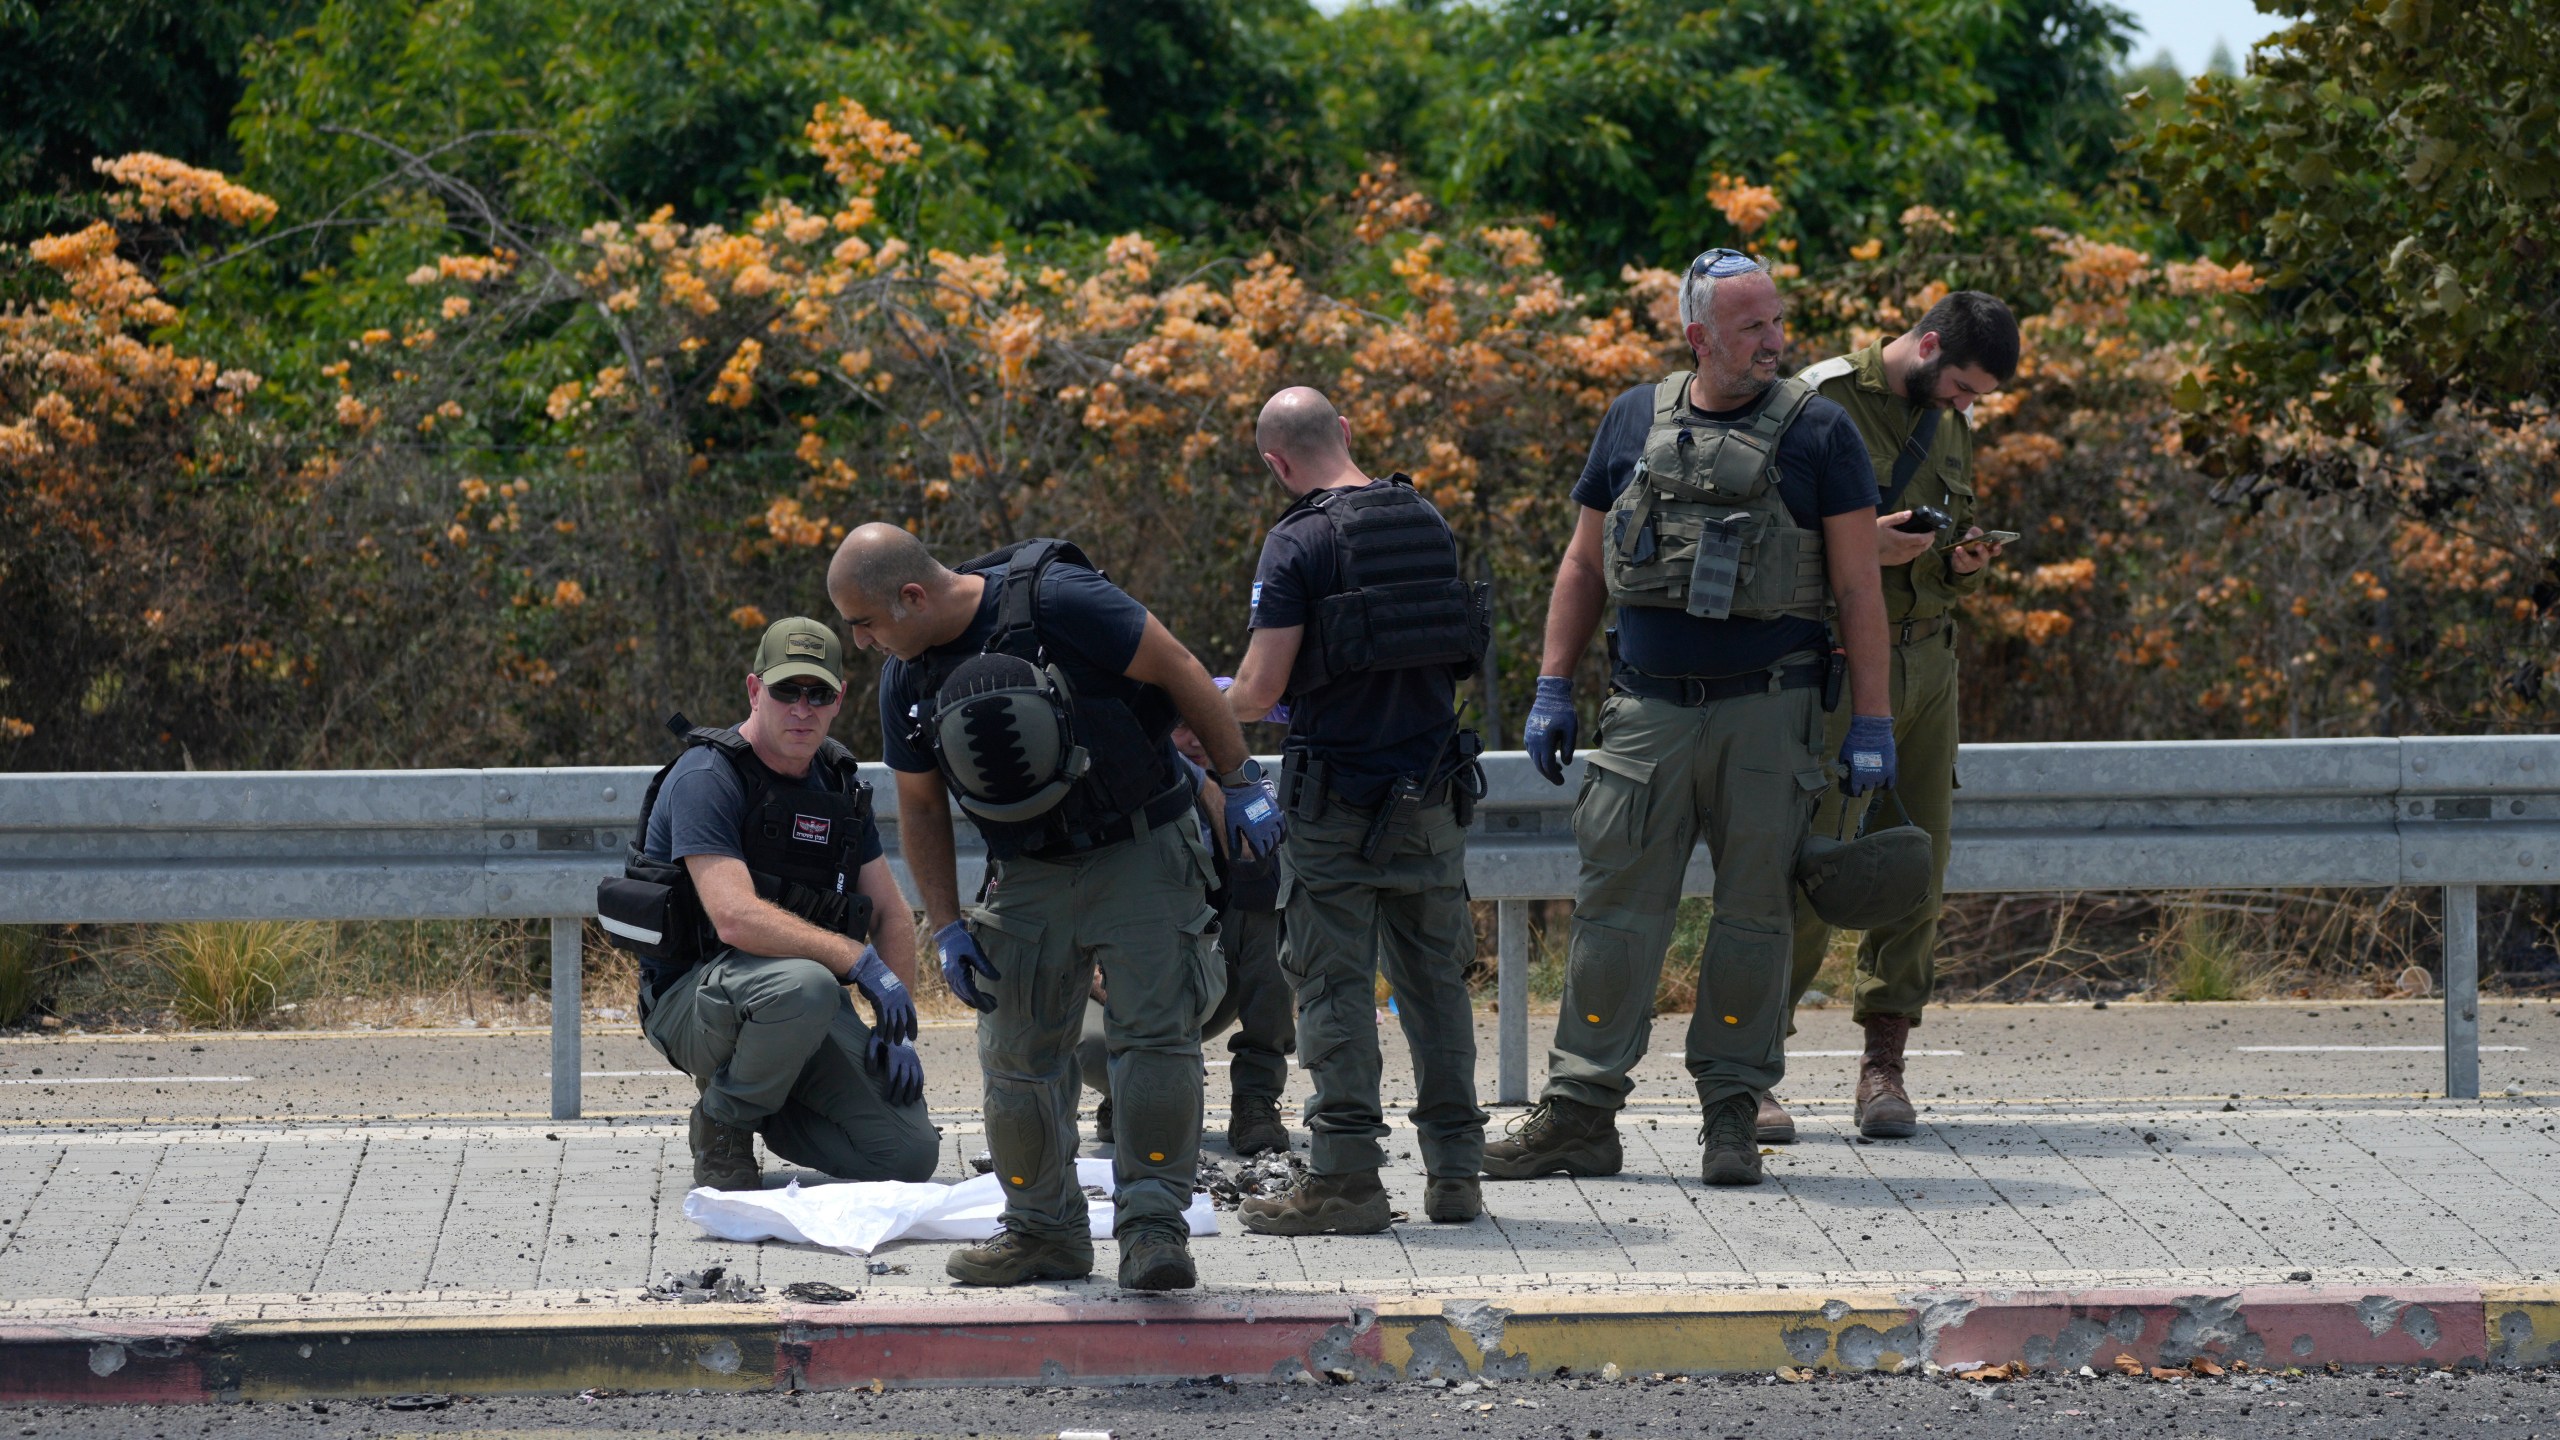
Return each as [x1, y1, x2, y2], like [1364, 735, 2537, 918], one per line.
[600, 616, 940, 1191]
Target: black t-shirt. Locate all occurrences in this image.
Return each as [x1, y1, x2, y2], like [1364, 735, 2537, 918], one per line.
[878, 561, 1168, 776]
[1571, 380, 1880, 677]
[643, 742, 885, 869]
[1252, 481, 1457, 806]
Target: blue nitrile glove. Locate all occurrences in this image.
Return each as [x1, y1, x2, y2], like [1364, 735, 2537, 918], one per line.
[1212, 674, 1289, 725]
[1841, 714, 1898, 796]
[847, 947, 917, 1046]
[1523, 675, 1579, 786]
[867, 1035, 924, 1107]
[1223, 761, 1286, 858]
[935, 920, 1000, 1013]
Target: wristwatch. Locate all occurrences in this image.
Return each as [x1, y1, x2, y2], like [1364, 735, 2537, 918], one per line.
[1217, 757, 1264, 789]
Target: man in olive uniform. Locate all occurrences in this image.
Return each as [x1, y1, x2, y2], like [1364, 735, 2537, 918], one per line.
[622, 617, 939, 1191]
[827, 523, 1284, 1291]
[1488, 249, 1896, 1187]
[1077, 715, 1293, 1157]
[1224, 386, 1490, 1234]
[1771, 292, 2017, 1142]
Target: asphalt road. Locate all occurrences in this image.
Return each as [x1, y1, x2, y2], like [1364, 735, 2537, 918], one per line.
[9, 1366, 2560, 1437]
[1, 999, 2551, 1128]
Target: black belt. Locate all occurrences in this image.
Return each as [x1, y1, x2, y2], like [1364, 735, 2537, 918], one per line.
[1017, 780, 1198, 860]
[1613, 658, 1826, 707]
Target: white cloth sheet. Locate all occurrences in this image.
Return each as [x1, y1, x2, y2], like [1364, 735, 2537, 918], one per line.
[683, 1157, 1218, 1256]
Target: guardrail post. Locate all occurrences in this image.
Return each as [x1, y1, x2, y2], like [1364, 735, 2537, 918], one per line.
[2442, 883, 2478, 1100]
[551, 917, 583, 1120]
[1497, 900, 1529, 1105]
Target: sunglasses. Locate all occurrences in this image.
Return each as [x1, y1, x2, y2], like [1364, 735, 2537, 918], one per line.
[766, 680, 841, 708]
[1689, 247, 1760, 278]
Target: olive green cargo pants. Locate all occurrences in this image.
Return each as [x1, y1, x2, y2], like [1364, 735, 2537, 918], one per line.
[1786, 625, 1957, 1026]
[1545, 675, 1829, 1112]
[644, 949, 941, 1183]
[1282, 795, 1486, 1179]
[1080, 899, 1292, 1107]
[965, 820, 1223, 1240]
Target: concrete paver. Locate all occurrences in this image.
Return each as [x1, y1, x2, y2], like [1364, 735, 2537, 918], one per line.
[1, 1001, 2556, 1322]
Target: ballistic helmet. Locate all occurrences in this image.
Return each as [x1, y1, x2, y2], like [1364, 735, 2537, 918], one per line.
[930, 653, 1088, 823]
[1794, 788, 1933, 931]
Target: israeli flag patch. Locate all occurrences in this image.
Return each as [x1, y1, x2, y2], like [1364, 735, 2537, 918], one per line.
[1250, 580, 1263, 619]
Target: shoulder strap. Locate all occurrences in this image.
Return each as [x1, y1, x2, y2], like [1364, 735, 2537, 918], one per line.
[1796, 355, 1856, 389]
[988, 538, 1072, 658]
[632, 714, 755, 849]
[1747, 376, 1816, 439]
[1651, 372, 1691, 426]
[1881, 406, 1943, 513]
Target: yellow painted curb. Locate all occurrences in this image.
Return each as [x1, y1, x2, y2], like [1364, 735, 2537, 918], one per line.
[1371, 1292, 1918, 1377]
[2484, 1286, 2560, 1369]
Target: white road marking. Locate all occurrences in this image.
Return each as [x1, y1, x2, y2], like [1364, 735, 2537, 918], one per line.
[1786, 1049, 1966, 1058]
[2236, 1045, 2529, 1053]
[543, 1070, 686, 1078]
[0, 1075, 254, 1085]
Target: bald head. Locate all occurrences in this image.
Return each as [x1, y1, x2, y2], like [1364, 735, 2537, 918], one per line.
[1256, 387, 1355, 494]
[827, 522, 944, 615]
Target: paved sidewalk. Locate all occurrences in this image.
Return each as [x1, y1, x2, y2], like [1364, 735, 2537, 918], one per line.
[4, 1094, 2555, 1316]
[5, 1002, 2558, 1399]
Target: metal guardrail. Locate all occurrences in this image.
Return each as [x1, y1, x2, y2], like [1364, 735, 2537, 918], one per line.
[3, 736, 2553, 1116]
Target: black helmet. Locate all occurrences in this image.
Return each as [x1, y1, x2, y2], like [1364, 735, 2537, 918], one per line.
[1795, 788, 1933, 931]
[930, 653, 1089, 823]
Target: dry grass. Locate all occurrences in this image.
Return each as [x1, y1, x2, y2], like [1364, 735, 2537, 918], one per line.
[0, 926, 50, 1026]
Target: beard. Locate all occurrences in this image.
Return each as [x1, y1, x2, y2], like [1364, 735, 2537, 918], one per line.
[1904, 354, 1948, 409]
[1703, 337, 1780, 403]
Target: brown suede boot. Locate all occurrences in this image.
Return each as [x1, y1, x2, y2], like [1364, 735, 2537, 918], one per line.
[1754, 1092, 1797, 1144]
[1855, 1015, 1920, 1139]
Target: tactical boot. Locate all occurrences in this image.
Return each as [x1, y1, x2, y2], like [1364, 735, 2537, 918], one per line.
[1239, 1168, 1392, 1236]
[1755, 1092, 1798, 1145]
[1479, 1096, 1623, 1180]
[1423, 1176, 1482, 1224]
[689, 1101, 761, 1192]
[1092, 1097, 1114, 1145]
[1699, 1091, 1764, 1186]
[1116, 1220, 1198, 1291]
[945, 1224, 1095, 1286]
[1226, 1095, 1289, 1157]
[1855, 1014, 1921, 1139]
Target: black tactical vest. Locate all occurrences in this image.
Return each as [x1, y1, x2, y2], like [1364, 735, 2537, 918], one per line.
[1282, 475, 1491, 701]
[907, 539, 1189, 861]
[598, 718, 877, 992]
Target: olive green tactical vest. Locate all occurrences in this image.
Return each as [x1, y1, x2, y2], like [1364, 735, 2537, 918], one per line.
[1603, 372, 1831, 622]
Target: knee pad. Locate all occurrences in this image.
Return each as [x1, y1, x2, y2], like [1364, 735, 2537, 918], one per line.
[982, 1077, 1064, 1199]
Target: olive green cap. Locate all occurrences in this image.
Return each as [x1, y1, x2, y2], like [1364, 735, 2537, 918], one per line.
[753, 616, 844, 688]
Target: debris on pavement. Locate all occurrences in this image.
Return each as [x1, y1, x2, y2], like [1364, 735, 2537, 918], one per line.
[1194, 1151, 1307, 1210]
[643, 1264, 764, 1304]
[379, 1394, 451, 1411]
[781, 1281, 859, 1303]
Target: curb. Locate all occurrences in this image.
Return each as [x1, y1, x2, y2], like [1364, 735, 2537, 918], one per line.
[9, 1285, 2556, 1404]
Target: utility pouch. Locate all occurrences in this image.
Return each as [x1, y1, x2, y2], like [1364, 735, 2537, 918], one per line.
[1821, 643, 1845, 713]
[1684, 512, 1757, 620]
[1283, 751, 1331, 823]
[597, 872, 680, 961]
[1362, 775, 1426, 863]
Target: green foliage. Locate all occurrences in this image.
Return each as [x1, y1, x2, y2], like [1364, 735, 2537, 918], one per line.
[2134, 0, 2560, 466]
[0, 0, 313, 242]
[1344, 0, 2139, 275]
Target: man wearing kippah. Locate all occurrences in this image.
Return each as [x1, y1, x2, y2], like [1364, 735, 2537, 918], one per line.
[1493, 248, 1895, 1187]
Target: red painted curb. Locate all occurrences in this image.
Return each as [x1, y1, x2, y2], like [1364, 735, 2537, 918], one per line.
[781, 1296, 1376, 1388]
[1929, 1285, 2492, 1372]
[0, 1320, 216, 1404]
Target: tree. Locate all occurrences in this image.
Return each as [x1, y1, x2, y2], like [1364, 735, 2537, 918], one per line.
[2135, 0, 2560, 473]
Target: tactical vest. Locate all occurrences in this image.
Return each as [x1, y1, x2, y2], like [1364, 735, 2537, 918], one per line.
[598, 718, 877, 990]
[906, 538, 1190, 861]
[1603, 373, 1831, 623]
[1282, 474, 1492, 701]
